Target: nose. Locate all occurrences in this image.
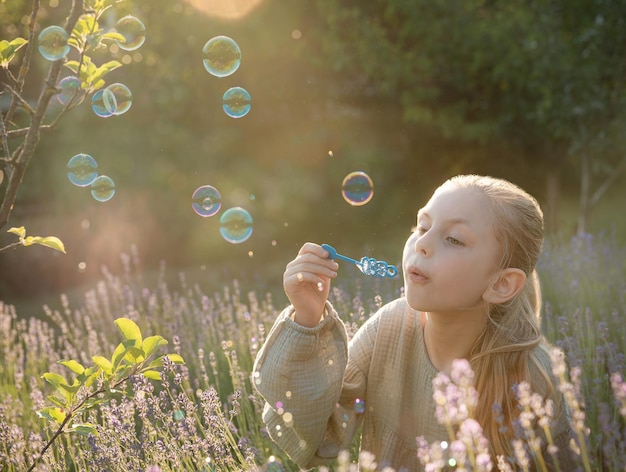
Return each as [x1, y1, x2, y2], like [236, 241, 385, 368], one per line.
[413, 232, 430, 256]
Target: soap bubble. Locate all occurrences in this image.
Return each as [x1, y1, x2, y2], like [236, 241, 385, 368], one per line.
[90, 175, 116, 202]
[202, 35, 241, 77]
[91, 89, 115, 117]
[222, 86, 251, 118]
[67, 153, 98, 187]
[354, 398, 365, 414]
[38, 25, 70, 61]
[56, 76, 85, 106]
[342, 171, 374, 206]
[219, 207, 253, 244]
[265, 457, 285, 472]
[114, 15, 146, 51]
[105, 83, 133, 115]
[91, 84, 132, 117]
[192, 185, 222, 217]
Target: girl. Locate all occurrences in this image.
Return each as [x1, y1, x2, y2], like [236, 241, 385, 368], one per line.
[253, 175, 575, 471]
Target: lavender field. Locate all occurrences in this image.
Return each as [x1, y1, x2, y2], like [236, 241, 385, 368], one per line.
[1, 232, 625, 471]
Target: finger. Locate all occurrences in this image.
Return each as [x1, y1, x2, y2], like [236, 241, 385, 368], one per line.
[284, 261, 338, 280]
[298, 242, 331, 259]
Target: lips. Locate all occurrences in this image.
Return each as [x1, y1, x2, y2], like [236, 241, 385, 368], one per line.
[406, 265, 429, 283]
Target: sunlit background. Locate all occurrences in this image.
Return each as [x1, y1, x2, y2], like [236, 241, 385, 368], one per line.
[1, 0, 625, 310]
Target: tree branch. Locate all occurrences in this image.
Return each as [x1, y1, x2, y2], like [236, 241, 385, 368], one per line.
[590, 155, 626, 209]
[4, 0, 40, 124]
[0, 0, 85, 231]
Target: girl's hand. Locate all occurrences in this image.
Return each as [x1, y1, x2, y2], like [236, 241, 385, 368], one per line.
[283, 242, 339, 327]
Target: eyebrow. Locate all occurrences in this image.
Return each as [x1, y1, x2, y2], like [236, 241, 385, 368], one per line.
[417, 210, 471, 226]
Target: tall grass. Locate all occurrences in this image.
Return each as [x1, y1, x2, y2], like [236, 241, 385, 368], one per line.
[0, 233, 624, 471]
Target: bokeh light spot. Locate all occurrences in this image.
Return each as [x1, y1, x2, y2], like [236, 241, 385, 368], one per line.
[341, 171, 374, 206]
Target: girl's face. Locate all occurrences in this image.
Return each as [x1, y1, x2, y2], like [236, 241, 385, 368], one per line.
[402, 184, 503, 316]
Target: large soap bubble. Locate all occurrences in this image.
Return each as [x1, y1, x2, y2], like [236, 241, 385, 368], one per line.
[67, 153, 98, 187]
[202, 35, 241, 78]
[90, 175, 116, 202]
[56, 76, 85, 106]
[341, 171, 374, 206]
[114, 15, 146, 51]
[219, 207, 253, 244]
[38, 25, 70, 61]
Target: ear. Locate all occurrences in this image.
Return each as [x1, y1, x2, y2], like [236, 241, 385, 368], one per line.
[482, 268, 526, 305]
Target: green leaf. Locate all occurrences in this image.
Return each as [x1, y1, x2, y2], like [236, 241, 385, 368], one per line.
[22, 236, 66, 253]
[37, 406, 66, 424]
[42, 372, 69, 389]
[64, 60, 81, 74]
[92, 355, 113, 375]
[141, 335, 168, 358]
[111, 342, 127, 369]
[7, 226, 25, 239]
[114, 318, 142, 345]
[77, 366, 100, 387]
[60, 359, 85, 375]
[47, 395, 67, 409]
[0, 38, 27, 67]
[141, 370, 162, 380]
[102, 32, 126, 42]
[166, 353, 185, 364]
[69, 423, 98, 436]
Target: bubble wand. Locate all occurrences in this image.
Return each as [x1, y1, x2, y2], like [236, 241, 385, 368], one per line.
[322, 244, 398, 278]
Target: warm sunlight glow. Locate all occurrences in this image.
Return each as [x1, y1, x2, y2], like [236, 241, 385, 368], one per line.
[181, 0, 264, 19]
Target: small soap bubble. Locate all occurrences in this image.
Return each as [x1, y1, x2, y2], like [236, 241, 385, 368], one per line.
[354, 398, 365, 414]
[114, 15, 146, 51]
[282, 412, 293, 424]
[202, 35, 241, 77]
[222, 86, 251, 118]
[38, 25, 70, 61]
[219, 207, 253, 244]
[191, 185, 222, 217]
[91, 89, 115, 118]
[265, 457, 285, 472]
[90, 175, 116, 202]
[56, 76, 85, 106]
[317, 281, 324, 291]
[342, 171, 374, 206]
[173, 409, 185, 421]
[67, 153, 98, 187]
[105, 83, 133, 115]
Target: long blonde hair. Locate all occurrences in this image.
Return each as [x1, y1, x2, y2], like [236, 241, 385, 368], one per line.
[444, 175, 560, 458]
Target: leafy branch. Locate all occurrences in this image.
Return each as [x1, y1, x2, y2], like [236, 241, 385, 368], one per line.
[29, 317, 185, 471]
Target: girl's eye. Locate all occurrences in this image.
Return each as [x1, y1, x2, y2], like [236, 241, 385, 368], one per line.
[446, 236, 464, 246]
[412, 225, 428, 235]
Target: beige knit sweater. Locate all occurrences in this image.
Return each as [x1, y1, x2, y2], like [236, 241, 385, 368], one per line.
[252, 297, 575, 471]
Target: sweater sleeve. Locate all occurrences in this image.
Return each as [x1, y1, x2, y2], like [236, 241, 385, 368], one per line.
[252, 302, 350, 468]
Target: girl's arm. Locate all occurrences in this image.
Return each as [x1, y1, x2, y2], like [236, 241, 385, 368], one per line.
[252, 302, 350, 467]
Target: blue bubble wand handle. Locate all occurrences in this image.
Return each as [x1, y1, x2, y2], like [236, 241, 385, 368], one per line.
[322, 244, 398, 278]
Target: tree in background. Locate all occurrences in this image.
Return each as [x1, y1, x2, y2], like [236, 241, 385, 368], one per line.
[308, 0, 626, 233]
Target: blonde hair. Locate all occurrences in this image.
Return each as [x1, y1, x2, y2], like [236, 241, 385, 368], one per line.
[444, 175, 560, 458]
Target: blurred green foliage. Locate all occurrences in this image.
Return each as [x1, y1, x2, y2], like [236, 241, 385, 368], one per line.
[1, 0, 625, 301]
